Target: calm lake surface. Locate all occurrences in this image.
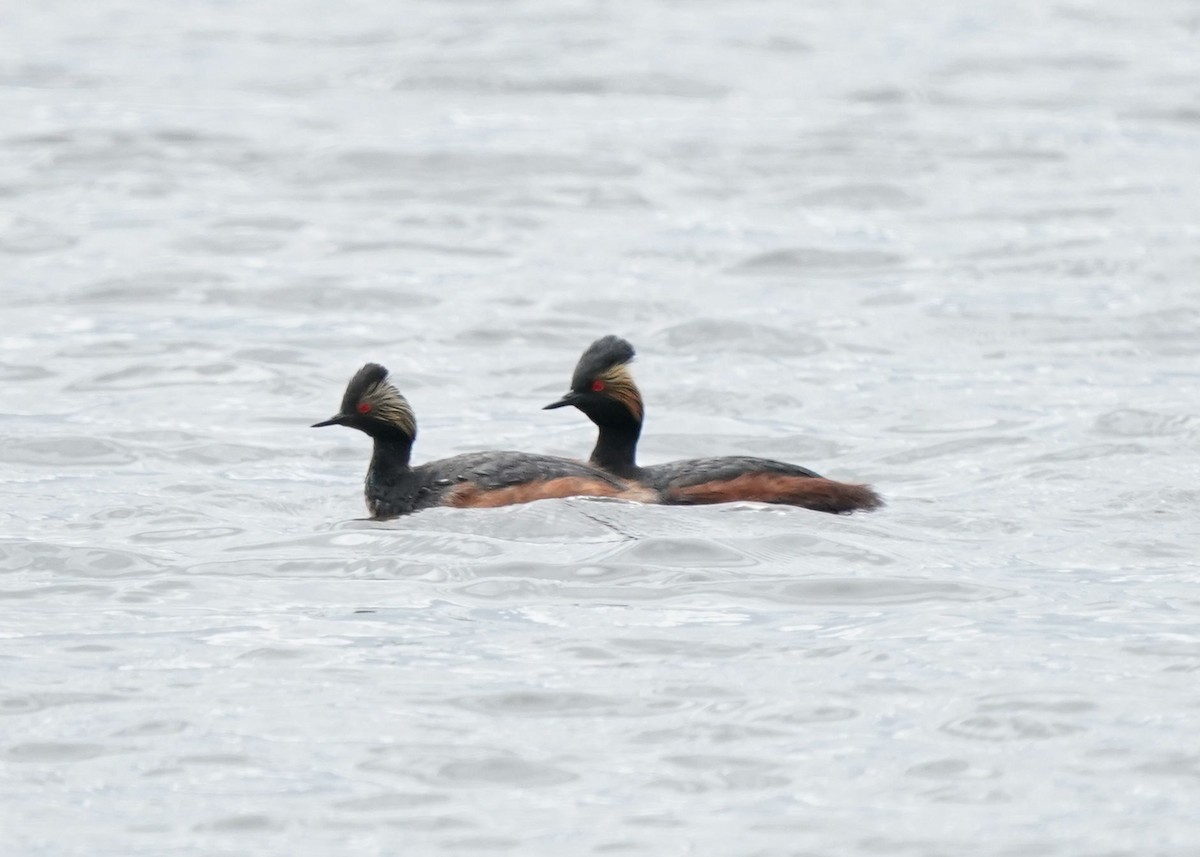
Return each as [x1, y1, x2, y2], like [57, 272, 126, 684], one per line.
[2, 1, 1200, 854]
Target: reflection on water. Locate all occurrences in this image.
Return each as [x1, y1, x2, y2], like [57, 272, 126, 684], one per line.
[3, 0, 1200, 854]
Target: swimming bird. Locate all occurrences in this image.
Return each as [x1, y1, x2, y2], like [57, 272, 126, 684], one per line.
[543, 336, 882, 514]
[314, 363, 653, 518]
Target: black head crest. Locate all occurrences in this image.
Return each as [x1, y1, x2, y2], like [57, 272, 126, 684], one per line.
[341, 363, 390, 414]
[319, 362, 417, 438]
[571, 335, 636, 391]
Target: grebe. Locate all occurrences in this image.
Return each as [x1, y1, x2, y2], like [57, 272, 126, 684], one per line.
[315, 363, 653, 518]
[544, 336, 882, 514]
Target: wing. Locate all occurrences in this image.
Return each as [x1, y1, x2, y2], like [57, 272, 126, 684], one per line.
[644, 455, 822, 490]
[421, 451, 627, 491]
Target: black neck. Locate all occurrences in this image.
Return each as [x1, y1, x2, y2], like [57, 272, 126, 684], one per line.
[589, 421, 641, 478]
[368, 428, 414, 475]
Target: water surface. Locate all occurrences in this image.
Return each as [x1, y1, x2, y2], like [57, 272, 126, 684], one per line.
[2, 0, 1200, 854]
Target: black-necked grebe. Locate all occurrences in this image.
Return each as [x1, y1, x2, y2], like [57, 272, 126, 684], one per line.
[543, 336, 882, 514]
[315, 363, 653, 518]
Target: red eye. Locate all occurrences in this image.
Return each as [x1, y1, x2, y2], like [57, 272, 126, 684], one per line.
[357, 402, 371, 413]
[591, 380, 605, 392]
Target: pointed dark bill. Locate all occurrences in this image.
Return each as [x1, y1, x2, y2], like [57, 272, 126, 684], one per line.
[543, 392, 582, 410]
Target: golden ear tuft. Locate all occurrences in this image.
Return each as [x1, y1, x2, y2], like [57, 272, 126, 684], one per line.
[597, 365, 643, 422]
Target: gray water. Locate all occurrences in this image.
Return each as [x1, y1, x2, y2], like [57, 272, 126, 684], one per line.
[3, 0, 1200, 854]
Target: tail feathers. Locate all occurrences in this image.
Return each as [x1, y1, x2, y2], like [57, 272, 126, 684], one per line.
[667, 474, 883, 515]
